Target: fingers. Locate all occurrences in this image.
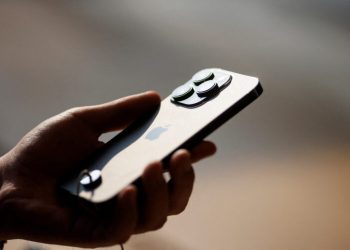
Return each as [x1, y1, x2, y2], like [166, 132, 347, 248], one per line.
[75, 140, 215, 243]
[168, 149, 195, 215]
[190, 140, 217, 163]
[136, 162, 169, 233]
[67, 91, 161, 134]
[135, 141, 216, 227]
[105, 186, 138, 244]
[77, 187, 138, 247]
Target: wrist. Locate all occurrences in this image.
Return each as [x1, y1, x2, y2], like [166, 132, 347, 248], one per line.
[0, 154, 11, 193]
[0, 152, 17, 202]
[0, 153, 16, 240]
[0, 156, 6, 240]
[0, 155, 5, 195]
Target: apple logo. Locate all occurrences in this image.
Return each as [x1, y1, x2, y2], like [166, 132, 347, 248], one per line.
[146, 125, 170, 141]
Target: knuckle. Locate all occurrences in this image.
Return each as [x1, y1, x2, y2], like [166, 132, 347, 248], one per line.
[119, 234, 131, 244]
[169, 197, 189, 215]
[65, 106, 83, 114]
[143, 215, 168, 231]
[187, 167, 195, 181]
[171, 205, 186, 215]
[152, 217, 168, 231]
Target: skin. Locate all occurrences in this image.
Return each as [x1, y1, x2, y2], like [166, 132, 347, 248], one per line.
[0, 91, 216, 248]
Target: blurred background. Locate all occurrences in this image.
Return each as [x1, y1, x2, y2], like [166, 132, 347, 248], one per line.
[1, 0, 349, 249]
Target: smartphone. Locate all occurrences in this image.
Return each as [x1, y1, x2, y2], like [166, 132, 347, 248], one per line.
[63, 68, 263, 203]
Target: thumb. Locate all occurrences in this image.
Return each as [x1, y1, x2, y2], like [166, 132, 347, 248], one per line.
[67, 91, 161, 134]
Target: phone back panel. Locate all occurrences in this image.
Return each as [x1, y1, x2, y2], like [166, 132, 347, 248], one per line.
[63, 69, 262, 203]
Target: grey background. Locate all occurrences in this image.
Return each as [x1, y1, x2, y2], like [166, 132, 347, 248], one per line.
[1, 0, 350, 249]
[1, 0, 349, 158]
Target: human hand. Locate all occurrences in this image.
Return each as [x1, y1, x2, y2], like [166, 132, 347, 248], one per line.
[0, 91, 216, 248]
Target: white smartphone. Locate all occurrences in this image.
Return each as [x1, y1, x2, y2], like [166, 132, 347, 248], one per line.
[63, 68, 263, 203]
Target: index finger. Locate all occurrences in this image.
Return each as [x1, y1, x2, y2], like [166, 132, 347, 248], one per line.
[68, 91, 161, 134]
